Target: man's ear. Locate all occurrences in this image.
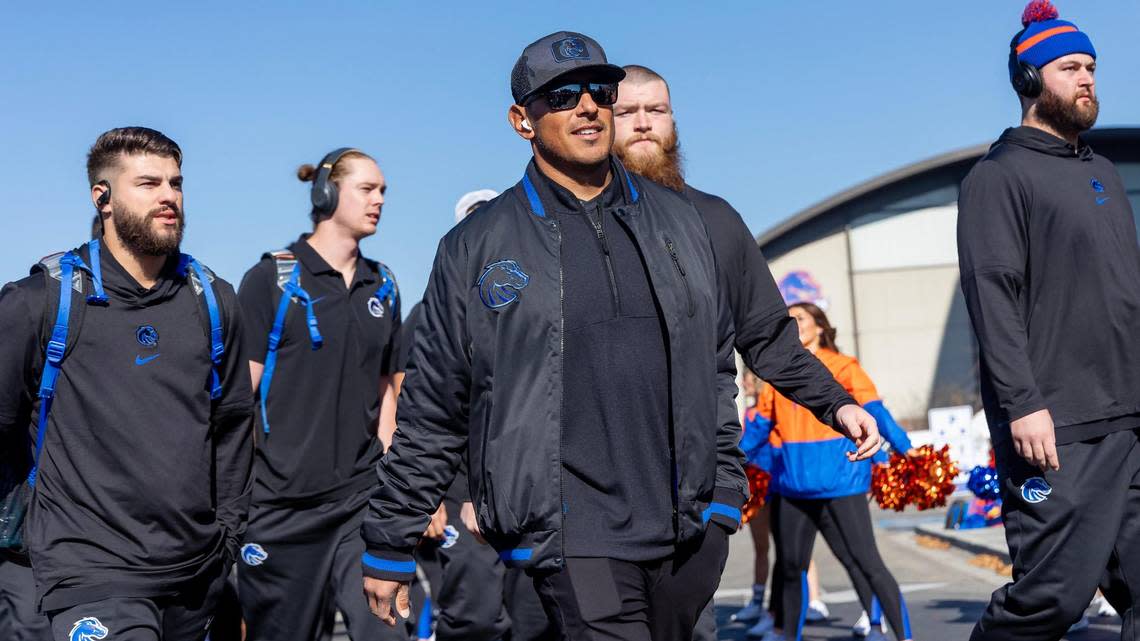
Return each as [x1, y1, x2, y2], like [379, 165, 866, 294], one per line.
[508, 104, 535, 141]
[92, 180, 112, 214]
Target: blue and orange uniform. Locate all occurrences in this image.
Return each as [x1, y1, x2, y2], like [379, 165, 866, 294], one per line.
[743, 348, 914, 641]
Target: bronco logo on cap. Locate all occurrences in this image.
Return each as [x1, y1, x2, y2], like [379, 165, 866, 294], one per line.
[552, 37, 590, 62]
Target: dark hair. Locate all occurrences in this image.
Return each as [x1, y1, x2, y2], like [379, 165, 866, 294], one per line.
[295, 150, 375, 222]
[789, 302, 839, 352]
[621, 64, 671, 95]
[86, 127, 182, 186]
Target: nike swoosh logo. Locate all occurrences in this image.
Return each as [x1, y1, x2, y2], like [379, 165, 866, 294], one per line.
[135, 354, 161, 366]
[1096, 196, 1110, 206]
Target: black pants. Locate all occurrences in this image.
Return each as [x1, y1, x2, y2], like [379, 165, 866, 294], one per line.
[416, 499, 513, 641]
[972, 428, 1140, 641]
[47, 569, 225, 641]
[532, 524, 729, 641]
[775, 493, 910, 641]
[238, 489, 408, 641]
[0, 556, 51, 641]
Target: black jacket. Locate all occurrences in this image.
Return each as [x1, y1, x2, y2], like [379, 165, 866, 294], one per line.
[0, 242, 253, 610]
[362, 159, 744, 580]
[958, 126, 1140, 443]
[683, 185, 855, 424]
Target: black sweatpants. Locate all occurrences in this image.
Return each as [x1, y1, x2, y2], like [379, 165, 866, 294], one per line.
[46, 567, 225, 641]
[972, 427, 1140, 641]
[238, 489, 408, 641]
[532, 524, 729, 641]
[0, 556, 51, 641]
[776, 493, 910, 641]
[416, 499, 512, 641]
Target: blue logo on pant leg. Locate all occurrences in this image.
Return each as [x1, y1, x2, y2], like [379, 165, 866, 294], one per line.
[69, 617, 109, 641]
[1021, 477, 1052, 504]
[241, 543, 269, 566]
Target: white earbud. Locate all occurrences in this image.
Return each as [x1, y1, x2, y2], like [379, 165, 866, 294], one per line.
[521, 119, 532, 132]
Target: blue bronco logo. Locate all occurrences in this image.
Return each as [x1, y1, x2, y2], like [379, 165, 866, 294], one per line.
[241, 543, 269, 566]
[69, 617, 108, 641]
[478, 260, 530, 309]
[1021, 477, 1052, 504]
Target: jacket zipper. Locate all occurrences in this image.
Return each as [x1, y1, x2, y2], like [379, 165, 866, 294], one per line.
[664, 237, 695, 317]
[588, 204, 621, 312]
[555, 219, 567, 567]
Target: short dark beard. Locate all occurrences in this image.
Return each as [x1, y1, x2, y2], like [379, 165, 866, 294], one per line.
[614, 125, 685, 192]
[1036, 85, 1099, 140]
[111, 202, 184, 256]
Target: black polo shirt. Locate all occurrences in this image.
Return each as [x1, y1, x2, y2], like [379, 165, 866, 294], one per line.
[239, 236, 401, 507]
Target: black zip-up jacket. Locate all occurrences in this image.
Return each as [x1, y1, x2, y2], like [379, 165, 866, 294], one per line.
[683, 185, 856, 424]
[362, 159, 744, 581]
[0, 242, 253, 610]
[958, 126, 1140, 444]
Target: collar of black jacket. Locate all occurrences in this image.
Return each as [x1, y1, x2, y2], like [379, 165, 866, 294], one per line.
[519, 155, 640, 218]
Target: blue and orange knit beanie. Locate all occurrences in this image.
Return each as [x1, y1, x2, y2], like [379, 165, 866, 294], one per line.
[1011, 0, 1096, 79]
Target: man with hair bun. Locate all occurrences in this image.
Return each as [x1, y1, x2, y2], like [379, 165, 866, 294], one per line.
[236, 149, 406, 641]
[0, 126, 254, 640]
[958, 2, 1140, 639]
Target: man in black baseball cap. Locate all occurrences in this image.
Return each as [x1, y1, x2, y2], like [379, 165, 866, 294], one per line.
[363, 30, 881, 641]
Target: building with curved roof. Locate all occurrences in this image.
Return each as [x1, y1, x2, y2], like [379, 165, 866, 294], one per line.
[759, 127, 1140, 426]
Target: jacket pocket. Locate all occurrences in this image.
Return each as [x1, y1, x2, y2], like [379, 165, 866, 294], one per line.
[663, 236, 695, 317]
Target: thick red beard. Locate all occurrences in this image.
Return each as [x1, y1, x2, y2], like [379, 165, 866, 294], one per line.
[614, 126, 686, 192]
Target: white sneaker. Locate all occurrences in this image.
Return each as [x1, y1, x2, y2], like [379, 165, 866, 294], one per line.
[745, 613, 776, 638]
[1092, 594, 1119, 618]
[852, 611, 871, 637]
[1067, 614, 1090, 632]
[805, 599, 830, 622]
[732, 601, 765, 623]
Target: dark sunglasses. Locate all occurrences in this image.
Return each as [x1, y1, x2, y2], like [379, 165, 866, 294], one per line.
[527, 82, 619, 111]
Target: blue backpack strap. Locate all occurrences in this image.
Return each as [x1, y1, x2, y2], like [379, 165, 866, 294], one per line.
[29, 251, 83, 487]
[181, 256, 225, 400]
[259, 252, 323, 435]
[373, 261, 399, 311]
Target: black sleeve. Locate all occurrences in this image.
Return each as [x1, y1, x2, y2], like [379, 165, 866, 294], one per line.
[957, 160, 1043, 423]
[395, 302, 424, 374]
[379, 286, 403, 377]
[362, 236, 470, 581]
[211, 281, 256, 564]
[0, 279, 41, 435]
[699, 194, 855, 426]
[237, 260, 277, 365]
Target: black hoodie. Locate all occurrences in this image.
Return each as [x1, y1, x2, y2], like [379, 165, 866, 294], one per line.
[0, 242, 253, 610]
[958, 126, 1140, 444]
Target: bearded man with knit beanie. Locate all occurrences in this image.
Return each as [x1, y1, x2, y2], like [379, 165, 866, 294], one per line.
[958, 3, 1140, 640]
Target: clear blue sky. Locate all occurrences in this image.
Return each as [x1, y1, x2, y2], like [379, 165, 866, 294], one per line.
[2, 1, 1137, 308]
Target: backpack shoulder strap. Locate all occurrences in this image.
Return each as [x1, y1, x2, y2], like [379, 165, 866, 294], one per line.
[178, 254, 225, 400]
[264, 250, 299, 292]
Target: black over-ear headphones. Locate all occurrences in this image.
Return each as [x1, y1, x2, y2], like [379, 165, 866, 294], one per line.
[1009, 30, 1043, 98]
[96, 180, 112, 209]
[310, 147, 359, 219]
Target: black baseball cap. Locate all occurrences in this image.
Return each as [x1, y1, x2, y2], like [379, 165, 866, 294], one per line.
[510, 31, 626, 105]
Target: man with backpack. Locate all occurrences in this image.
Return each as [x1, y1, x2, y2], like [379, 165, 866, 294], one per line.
[0, 126, 254, 640]
[236, 148, 405, 641]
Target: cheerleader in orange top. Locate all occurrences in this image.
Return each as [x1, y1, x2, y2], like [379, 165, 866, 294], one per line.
[743, 303, 916, 641]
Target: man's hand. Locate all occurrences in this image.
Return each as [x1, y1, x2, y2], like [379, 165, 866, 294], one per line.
[1010, 408, 1059, 471]
[364, 577, 411, 625]
[834, 404, 882, 461]
[423, 504, 448, 540]
[459, 501, 486, 544]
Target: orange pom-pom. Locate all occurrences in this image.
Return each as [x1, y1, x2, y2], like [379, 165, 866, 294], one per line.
[871, 454, 911, 511]
[741, 465, 771, 524]
[906, 444, 960, 511]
